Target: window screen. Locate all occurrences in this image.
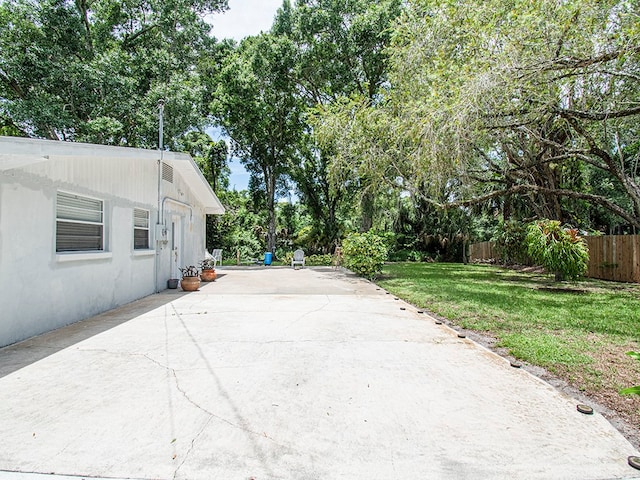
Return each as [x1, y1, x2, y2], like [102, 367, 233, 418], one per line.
[133, 208, 150, 249]
[56, 191, 104, 252]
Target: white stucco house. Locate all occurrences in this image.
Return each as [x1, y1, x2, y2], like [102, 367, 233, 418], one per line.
[0, 136, 225, 348]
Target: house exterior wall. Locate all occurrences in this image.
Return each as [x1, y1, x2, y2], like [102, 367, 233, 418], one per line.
[0, 139, 213, 347]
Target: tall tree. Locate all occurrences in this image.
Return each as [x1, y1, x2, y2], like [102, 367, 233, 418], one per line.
[0, 0, 228, 147]
[273, 0, 404, 241]
[209, 33, 305, 254]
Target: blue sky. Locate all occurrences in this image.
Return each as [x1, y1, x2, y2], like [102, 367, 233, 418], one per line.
[206, 0, 283, 190]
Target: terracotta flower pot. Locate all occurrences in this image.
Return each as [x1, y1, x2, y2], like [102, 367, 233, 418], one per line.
[200, 269, 217, 282]
[180, 276, 200, 291]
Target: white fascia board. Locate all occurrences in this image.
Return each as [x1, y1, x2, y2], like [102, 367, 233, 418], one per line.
[0, 136, 156, 171]
[0, 136, 225, 215]
[172, 154, 226, 215]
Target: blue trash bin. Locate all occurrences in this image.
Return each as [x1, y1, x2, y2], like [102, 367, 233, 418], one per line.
[264, 252, 273, 265]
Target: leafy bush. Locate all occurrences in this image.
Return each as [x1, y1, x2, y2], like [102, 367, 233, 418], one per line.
[281, 251, 294, 265]
[525, 220, 589, 281]
[620, 351, 640, 396]
[493, 220, 530, 265]
[307, 254, 333, 266]
[342, 231, 388, 279]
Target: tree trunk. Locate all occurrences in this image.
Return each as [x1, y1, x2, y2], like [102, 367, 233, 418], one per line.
[360, 190, 374, 232]
[266, 166, 277, 255]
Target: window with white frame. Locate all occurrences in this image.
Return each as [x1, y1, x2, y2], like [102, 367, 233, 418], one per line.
[133, 208, 150, 249]
[56, 191, 104, 252]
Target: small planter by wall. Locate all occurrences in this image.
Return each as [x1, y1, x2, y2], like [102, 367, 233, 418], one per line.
[180, 276, 200, 291]
[167, 278, 179, 289]
[200, 269, 217, 282]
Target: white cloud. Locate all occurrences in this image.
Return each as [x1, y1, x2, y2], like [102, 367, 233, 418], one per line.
[208, 0, 284, 41]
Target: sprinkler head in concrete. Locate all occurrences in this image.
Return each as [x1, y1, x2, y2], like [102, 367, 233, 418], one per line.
[577, 404, 594, 415]
[435, 320, 443, 325]
[510, 361, 521, 368]
[400, 307, 406, 310]
[457, 333, 466, 338]
[417, 310, 424, 314]
[629, 456, 640, 470]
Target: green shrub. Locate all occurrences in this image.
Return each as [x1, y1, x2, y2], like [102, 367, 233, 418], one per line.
[342, 231, 388, 279]
[307, 254, 332, 266]
[525, 220, 589, 281]
[281, 251, 294, 265]
[493, 220, 530, 265]
[620, 351, 640, 396]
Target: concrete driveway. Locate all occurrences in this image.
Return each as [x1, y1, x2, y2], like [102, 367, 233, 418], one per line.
[0, 266, 638, 480]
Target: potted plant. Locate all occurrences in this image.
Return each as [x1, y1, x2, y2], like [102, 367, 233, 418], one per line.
[199, 258, 217, 282]
[179, 265, 201, 291]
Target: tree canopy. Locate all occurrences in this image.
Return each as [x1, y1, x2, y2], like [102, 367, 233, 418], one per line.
[0, 0, 227, 147]
[316, 0, 640, 230]
[3, 0, 639, 260]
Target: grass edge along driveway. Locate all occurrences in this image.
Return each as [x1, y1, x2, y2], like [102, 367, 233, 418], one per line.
[377, 262, 640, 442]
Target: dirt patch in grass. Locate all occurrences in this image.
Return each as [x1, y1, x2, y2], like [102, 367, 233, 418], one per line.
[552, 337, 640, 446]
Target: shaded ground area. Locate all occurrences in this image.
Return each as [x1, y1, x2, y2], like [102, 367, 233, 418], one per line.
[0, 267, 638, 479]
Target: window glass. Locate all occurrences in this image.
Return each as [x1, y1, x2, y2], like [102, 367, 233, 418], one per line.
[56, 192, 104, 252]
[134, 208, 150, 249]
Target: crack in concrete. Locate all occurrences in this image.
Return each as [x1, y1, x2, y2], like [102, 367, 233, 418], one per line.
[167, 303, 308, 477]
[168, 368, 291, 450]
[286, 295, 332, 328]
[61, 323, 308, 474]
[172, 414, 214, 480]
[130, 351, 299, 466]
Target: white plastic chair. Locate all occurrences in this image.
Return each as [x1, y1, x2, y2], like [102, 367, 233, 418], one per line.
[211, 249, 222, 266]
[291, 249, 305, 269]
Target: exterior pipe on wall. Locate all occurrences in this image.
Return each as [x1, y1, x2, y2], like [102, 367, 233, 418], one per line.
[154, 99, 165, 293]
[162, 197, 194, 221]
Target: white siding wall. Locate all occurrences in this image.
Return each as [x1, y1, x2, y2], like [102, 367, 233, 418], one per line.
[157, 161, 209, 288]
[0, 145, 210, 347]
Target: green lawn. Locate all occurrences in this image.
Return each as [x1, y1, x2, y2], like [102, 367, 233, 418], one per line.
[377, 263, 640, 390]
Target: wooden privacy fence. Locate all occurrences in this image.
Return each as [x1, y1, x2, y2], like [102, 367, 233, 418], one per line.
[583, 235, 640, 283]
[470, 235, 640, 283]
[469, 241, 499, 263]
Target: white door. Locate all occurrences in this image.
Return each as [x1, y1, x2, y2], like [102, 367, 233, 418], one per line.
[171, 215, 182, 279]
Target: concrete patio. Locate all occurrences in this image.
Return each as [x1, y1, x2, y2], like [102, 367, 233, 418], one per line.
[0, 266, 638, 479]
